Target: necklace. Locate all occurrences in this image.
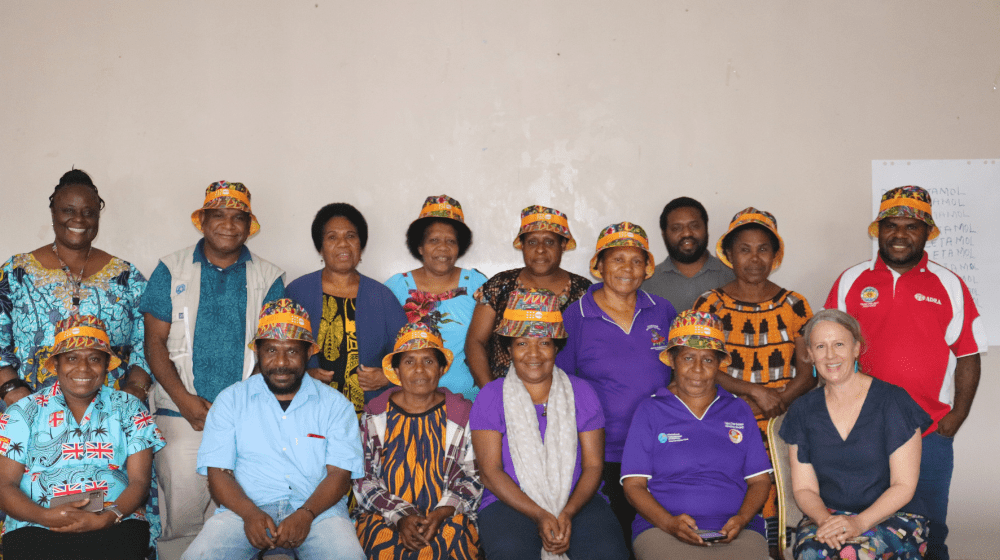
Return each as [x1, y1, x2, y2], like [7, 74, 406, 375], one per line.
[542, 402, 548, 417]
[52, 242, 92, 310]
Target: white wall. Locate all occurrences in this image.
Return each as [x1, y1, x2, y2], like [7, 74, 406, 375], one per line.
[1, 2, 997, 557]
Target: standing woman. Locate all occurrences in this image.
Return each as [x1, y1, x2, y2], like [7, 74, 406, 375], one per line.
[0, 169, 152, 405]
[471, 290, 628, 560]
[385, 195, 487, 401]
[466, 205, 590, 387]
[693, 207, 816, 552]
[286, 203, 406, 415]
[556, 222, 677, 549]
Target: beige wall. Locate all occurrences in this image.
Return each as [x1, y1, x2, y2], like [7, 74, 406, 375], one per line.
[1, 1, 997, 557]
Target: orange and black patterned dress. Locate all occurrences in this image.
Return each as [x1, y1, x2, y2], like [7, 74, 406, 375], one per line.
[355, 396, 480, 560]
[693, 288, 813, 530]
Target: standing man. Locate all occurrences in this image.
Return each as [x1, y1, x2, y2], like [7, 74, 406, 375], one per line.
[140, 181, 285, 553]
[826, 186, 986, 560]
[182, 299, 364, 560]
[643, 197, 734, 311]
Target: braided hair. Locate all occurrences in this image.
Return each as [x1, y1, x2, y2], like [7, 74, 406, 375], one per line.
[48, 169, 105, 210]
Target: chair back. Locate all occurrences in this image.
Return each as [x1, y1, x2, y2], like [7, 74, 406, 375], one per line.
[767, 413, 802, 558]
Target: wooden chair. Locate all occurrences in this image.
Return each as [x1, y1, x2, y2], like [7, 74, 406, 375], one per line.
[767, 413, 802, 560]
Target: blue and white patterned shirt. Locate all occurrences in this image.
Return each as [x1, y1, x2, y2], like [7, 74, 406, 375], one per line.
[0, 383, 165, 534]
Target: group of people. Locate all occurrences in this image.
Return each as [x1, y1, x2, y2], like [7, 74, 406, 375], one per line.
[0, 170, 986, 560]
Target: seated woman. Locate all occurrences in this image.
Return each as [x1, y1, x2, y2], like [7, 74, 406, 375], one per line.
[622, 310, 772, 560]
[0, 315, 165, 560]
[286, 202, 407, 415]
[354, 322, 482, 560]
[779, 309, 930, 560]
[385, 195, 487, 401]
[466, 205, 591, 388]
[470, 289, 628, 560]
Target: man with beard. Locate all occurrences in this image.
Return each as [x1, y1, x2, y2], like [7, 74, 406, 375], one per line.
[826, 186, 986, 560]
[183, 299, 365, 560]
[643, 197, 734, 311]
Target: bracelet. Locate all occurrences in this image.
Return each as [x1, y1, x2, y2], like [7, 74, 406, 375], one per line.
[0, 378, 31, 401]
[297, 506, 316, 520]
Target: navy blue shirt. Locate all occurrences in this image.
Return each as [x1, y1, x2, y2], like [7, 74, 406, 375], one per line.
[139, 240, 285, 403]
[779, 377, 930, 513]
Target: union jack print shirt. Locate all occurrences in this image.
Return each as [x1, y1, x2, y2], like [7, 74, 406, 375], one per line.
[0, 383, 165, 533]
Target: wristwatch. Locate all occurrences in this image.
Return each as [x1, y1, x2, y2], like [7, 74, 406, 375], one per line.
[102, 504, 124, 524]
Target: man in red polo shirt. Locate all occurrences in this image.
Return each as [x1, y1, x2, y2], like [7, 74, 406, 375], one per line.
[825, 186, 986, 560]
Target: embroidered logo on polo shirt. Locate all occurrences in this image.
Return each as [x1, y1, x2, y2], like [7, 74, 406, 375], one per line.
[728, 429, 743, 444]
[647, 325, 668, 350]
[175, 284, 186, 295]
[659, 432, 687, 443]
[860, 287, 879, 308]
[914, 293, 942, 305]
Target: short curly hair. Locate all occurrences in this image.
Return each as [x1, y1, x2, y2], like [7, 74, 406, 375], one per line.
[405, 218, 473, 261]
[311, 203, 369, 251]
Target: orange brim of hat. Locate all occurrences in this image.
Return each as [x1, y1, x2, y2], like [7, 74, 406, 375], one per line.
[381, 346, 454, 386]
[43, 333, 122, 376]
[658, 339, 732, 369]
[867, 219, 940, 241]
[191, 209, 261, 237]
[716, 223, 785, 271]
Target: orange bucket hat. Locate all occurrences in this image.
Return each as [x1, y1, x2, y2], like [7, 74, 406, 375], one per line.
[716, 207, 784, 271]
[589, 222, 656, 280]
[381, 323, 454, 385]
[247, 299, 320, 357]
[191, 181, 260, 237]
[868, 186, 939, 240]
[658, 310, 731, 368]
[512, 205, 577, 251]
[43, 315, 122, 375]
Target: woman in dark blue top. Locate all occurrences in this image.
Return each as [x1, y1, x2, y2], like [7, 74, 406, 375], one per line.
[780, 309, 930, 560]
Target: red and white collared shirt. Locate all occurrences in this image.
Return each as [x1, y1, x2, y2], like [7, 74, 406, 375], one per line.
[826, 252, 987, 433]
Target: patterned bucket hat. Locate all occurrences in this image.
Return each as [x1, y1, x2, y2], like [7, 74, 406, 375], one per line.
[716, 207, 784, 271]
[512, 205, 577, 251]
[658, 310, 731, 368]
[494, 288, 568, 339]
[589, 222, 656, 280]
[408, 194, 472, 242]
[868, 186, 939, 240]
[43, 315, 122, 375]
[381, 323, 454, 385]
[247, 299, 320, 356]
[191, 181, 260, 237]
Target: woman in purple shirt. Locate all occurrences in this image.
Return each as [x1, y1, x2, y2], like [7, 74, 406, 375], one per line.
[556, 222, 677, 549]
[622, 311, 772, 560]
[470, 289, 627, 560]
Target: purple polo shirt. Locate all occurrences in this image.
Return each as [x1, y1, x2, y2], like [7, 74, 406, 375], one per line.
[620, 386, 772, 539]
[469, 374, 605, 511]
[555, 284, 676, 462]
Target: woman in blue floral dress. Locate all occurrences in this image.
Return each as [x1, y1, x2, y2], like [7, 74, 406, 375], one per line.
[0, 169, 158, 556]
[385, 195, 486, 401]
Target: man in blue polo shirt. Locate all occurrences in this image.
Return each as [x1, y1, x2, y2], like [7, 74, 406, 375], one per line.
[182, 299, 364, 560]
[140, 181, 285, 551]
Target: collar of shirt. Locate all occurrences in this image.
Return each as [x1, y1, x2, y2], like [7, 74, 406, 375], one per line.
[192, 238, 253, 270]
[246, 371, 318, 413]
[47, 383, 103, 429]
[661, 254, 726, 277]
[653, 384, 735, 401]
[871, 251, 929, 275]
[578, 282, 658, 318]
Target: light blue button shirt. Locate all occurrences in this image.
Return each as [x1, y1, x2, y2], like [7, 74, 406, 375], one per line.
[197, 373, 364, 519]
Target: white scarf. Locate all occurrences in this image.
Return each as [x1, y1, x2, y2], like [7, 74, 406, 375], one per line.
[503, 364, 578, 560]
